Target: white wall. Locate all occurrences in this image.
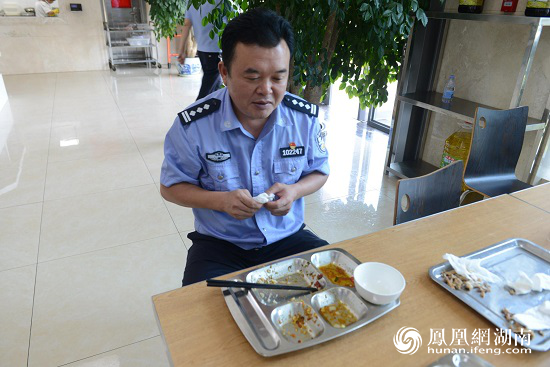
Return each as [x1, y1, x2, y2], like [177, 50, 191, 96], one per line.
[421, 0, 550, 183]
[0, 0, 108, 74]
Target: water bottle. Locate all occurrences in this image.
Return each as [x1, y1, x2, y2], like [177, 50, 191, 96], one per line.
[442, 75, 455, 104]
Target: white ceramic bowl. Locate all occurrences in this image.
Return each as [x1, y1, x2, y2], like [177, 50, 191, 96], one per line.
[354, 262, 406, 305]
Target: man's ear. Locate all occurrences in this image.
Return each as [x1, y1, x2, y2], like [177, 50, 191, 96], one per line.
[218, 61, 229, 85]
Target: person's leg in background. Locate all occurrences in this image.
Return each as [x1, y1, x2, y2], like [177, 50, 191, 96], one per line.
[196, 51, 222, 100]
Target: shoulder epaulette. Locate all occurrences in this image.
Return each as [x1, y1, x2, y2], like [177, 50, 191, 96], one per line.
[283, 94, 319, 117]
[178, 98, 221, 125]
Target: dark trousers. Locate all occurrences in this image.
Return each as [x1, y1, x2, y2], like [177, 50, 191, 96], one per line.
[196, 51, 222, 100]
[182, 225, 329, 286]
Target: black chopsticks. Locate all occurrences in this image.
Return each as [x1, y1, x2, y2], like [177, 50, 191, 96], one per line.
[206, 279, 318, 292]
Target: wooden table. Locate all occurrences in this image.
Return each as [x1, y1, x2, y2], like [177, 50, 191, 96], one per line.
[153, 195, 550, 366]
[511, 182, 550, 213]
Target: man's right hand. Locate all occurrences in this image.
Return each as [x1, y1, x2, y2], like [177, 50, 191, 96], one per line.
[177, 54, 186, 65]
[222, 189, 263, 220]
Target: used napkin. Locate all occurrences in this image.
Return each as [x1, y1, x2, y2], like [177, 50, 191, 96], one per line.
[513, 301, 550, 330]
[253, 192, 275, 204]
[507, 271, 550, 295]
[443, 254, 501, 283]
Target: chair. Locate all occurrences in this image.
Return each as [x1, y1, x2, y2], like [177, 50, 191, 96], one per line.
[462, 106, 532, 200]
[394, 160, 464, 225]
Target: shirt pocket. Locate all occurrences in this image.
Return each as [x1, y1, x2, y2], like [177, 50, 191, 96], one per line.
[273, 157, 307, 185]
[206, 161, 243, 192]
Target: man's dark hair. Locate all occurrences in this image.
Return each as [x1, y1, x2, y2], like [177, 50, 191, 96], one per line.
[221, 8, 294, 73]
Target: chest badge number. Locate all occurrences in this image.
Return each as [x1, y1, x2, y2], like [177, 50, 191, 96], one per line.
[206, 151, 231, 162]
[280, 145, 305, 158]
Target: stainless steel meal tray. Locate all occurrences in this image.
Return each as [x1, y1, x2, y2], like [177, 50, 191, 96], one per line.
[429, 238, 550, 352]
[221, 248, 400, 357]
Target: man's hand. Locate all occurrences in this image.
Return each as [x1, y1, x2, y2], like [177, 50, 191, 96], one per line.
[222, 189, 263, 220]
[264, 183, 299, 216]
[177, 54, 186, 65]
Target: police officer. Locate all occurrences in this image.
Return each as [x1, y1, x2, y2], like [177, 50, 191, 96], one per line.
[161, 8, 330, 286]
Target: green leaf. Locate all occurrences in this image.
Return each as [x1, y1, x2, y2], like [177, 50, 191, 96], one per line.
[396, 3, 403, 15]
[416, 8, 428, 27]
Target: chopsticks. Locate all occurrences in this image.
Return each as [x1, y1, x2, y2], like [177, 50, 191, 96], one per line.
[206, 279, 318, 292]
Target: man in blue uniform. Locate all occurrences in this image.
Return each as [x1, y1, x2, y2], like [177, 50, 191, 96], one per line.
[177, 1, 223, 99]
[161, 8, 330, 286]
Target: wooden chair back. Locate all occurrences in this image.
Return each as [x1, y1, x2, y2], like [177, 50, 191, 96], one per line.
[394, 160, 464, 225]
[463, 106, 528, 192]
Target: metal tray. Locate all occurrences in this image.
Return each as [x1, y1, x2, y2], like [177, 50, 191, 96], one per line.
[221, 248, 400, 356]
[429, 238, 550, 352]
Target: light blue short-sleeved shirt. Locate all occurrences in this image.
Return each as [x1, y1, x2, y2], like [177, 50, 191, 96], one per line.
[185, 2, 222, 53]
[161, 88, 329, 250]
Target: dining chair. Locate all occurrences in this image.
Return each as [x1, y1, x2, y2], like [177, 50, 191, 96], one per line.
[394, 160, 464, 225]
[461, 106, 531, 202]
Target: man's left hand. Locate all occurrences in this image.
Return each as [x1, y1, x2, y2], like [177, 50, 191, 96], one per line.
[264, 183, 298, 216]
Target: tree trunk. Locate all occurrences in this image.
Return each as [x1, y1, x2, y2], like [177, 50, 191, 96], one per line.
[288, 60, 302, 96]
[303, 10, 340, 104]
[304, 85, 323, 103]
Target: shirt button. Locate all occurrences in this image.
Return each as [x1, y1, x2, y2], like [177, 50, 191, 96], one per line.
[254, 171, 260, 175]
[217, 175, 224, 180]
[291, 167, 296, 172]
[262, 228, 266, 231]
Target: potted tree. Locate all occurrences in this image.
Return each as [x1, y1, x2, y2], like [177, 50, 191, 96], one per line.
[147, 0, 433, 107]
[191, 0, 432, 108]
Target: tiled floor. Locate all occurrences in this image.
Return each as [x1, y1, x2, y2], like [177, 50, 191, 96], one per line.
[0, 68, 397, 366]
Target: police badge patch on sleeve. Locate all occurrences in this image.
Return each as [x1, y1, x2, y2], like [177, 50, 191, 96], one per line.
[316, 122, 327, 153]
[206, 151, 231, 162]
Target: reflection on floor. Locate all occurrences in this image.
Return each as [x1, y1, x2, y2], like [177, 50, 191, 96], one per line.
[0, 68, 396, 366]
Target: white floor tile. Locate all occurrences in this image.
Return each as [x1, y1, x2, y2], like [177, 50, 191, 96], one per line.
[3, 73, 56, 97]
[131, 127, 169, 183]
[153, 183, 196, 233]
[167, 202, 196, 233]
[52, 106, 127, 130]
[39, 185, 177, 261]
[0, 203, 42, 271]
[44, 153, 153, 200]
[0, 265, 36, 367]
[0, 155, 47, 209]
[61, 337, 170, 367]
[48, 125, 139, 163]
[0, 101, 53, 124]
[305, 190, 395, 244]
[0, 121, 51, 156]
[120, 105, 179, 131]
[28, 235, 186, 367]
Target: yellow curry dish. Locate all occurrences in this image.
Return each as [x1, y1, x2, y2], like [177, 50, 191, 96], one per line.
[318, 263, 355, 287]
